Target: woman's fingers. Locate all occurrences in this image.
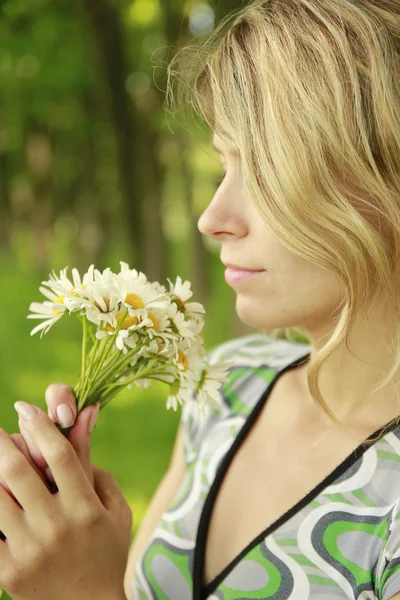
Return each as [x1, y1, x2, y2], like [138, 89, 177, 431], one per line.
[18, 405, 98, 488]
[17, 383, 77, 474]
[13, 403, 95, 505]
[0, 428, 53, 517]
[0, 434, 51, 505]
[18, 383, 99, 488]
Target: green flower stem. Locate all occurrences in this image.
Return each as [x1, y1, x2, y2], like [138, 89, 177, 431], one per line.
[78, 335, 108, 408]
[85, 357, 158, 407]
[87, 327, 96, 344]
[74, 328, 100, 397]
[77, 315, 89, 392]
[96, 364, 175, 409]
[101, 358, 159, 392]
[103, 339, 144, 375]
[87, 335, 102, 376]
[87, 344, 140, 395]
[73, 365, 179, 414]
[88, 309, 129, 385]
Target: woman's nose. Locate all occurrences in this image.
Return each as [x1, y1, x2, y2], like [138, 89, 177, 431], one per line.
[197, 193, 248, 241]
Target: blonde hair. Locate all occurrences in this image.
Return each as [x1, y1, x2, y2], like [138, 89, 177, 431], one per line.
[165, 0, 400, 445]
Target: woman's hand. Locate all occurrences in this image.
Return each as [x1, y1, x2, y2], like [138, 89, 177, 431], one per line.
[0, 402, 132, 600]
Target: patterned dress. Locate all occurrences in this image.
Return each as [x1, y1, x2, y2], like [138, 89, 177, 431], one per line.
[132, 333, 400, 600]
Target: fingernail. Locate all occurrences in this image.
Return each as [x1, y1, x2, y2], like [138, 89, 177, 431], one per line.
[88, 403, 100, 433]
[56, 404, 74, 428]
[14, 401, 38, 421]
[45, 467, 55, 484]
[46, 385, 76, 420]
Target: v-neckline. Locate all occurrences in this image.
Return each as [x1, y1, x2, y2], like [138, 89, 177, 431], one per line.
[192, 350, 400, 600]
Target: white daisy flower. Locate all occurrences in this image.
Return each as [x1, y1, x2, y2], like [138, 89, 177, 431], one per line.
[137, 306, 172, 342]
[185, 318, 205, 338]
[119, 261, 148, 284]
[116, 265, 169, 315]
[139, 338, 160, 354]
[152, 280, 167, 295]
[110, 307, 168, 351]
[168, 276, 206, 319]
[85, 268, 120, 309]
[115, 328, 143, 352]
[132, 378, 152, 390]
[27, 300, 67, 337]
[37, 268, 83, 313]
[195, 360, 233, 408]
[173, 340, 205, 381]
[167, 303, 196, 341]
[166, 379, 193, 411]
[41, 265, 120, 324]
[75, 267, 125, 328]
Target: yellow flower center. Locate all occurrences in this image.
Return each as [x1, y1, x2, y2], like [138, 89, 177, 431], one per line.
[70, 288, 79, 297]
[52, 296, 65, 315]
[106, 313, 139, 332]
[125, 293, 144, 309]
[94, 297, 111, 312]
[177, 350, 188, 371]
[121, 314, 139, 329]
[147, 312, 158, 331]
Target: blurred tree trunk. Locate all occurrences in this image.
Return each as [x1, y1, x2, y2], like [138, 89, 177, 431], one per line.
[0, 151, 11, 253]
[212, 0, 246, 18]
[80, 90, 111, 270]
[178, 134, 208, 305]
[139, 126, 167, 281]
[26, 129, 54, 272]
[81, 0, 166, 281]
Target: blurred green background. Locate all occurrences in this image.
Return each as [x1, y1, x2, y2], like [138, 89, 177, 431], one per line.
[0, 0, 255, 596]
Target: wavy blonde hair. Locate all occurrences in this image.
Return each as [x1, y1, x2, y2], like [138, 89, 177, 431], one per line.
[165, 0, 400, 445]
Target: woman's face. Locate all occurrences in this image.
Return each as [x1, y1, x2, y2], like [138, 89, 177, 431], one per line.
[197, 134, 344, 335]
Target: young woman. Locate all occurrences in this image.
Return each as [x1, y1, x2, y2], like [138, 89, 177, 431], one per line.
[1, 0, 400, 598]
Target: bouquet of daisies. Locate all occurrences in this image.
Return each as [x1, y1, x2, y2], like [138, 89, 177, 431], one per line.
[27, 262, 232, 436]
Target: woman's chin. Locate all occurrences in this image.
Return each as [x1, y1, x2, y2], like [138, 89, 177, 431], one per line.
[235, 296, 271, 330]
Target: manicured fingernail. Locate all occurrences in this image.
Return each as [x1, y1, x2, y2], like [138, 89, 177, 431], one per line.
[88, 403, 100, 433]
[45, 467, 55, 484]
[56, 404, 74, 428]
[14, 401, 38, 421]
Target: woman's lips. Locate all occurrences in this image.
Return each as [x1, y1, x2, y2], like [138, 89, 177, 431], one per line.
[224, 265, 266, 286]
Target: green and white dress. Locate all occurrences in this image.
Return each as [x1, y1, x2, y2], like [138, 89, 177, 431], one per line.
[132, 333, 400, 600]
